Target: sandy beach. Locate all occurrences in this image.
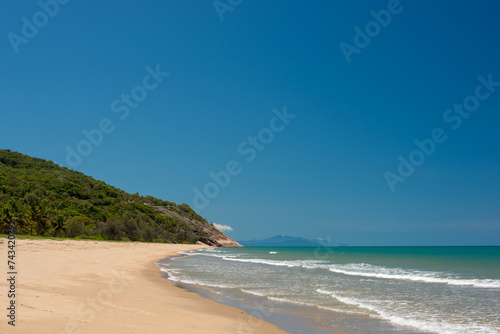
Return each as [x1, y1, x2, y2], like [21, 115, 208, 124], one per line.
[0, 238, 287, 334]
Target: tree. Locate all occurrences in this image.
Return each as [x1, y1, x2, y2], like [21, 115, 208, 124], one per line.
[50, 215, 67, 237]
[9, 202, 29, 234]
[0, 206, 12, 234]
[102, 220, 126, 240]
[123, 215, 141, 240]
[29, 204, 51, 236]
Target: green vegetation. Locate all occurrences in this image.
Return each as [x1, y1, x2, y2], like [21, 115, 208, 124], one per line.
[0, 149, 219, 244]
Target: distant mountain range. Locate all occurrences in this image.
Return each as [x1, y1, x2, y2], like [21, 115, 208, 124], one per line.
[238, 235, 348, 247]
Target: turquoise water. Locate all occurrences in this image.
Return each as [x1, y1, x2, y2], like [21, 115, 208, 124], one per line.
[159, 246, 500, 333]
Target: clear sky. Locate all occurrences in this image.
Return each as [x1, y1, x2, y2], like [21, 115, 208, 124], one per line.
[2, 1, 500, 246]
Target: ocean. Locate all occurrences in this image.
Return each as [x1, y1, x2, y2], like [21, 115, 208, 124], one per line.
[158, 246, 500, 334]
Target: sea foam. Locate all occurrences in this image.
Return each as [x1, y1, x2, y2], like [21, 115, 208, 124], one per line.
[316, 289, 499, 334]
[217, 254, 500, 289]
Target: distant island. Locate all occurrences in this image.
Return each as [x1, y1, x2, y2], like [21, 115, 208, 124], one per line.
[239, 235, 348, 247]
[0, 150, 241, 247]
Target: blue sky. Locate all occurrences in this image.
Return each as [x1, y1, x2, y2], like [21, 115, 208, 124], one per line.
[2, 1, 500, 245]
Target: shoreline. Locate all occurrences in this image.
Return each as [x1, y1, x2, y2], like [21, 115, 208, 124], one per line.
[0, 238, 287, 333]
[160, 247, 436, 334]
[158, 251, 350, 334]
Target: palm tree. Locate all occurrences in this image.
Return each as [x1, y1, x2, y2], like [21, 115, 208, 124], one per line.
[50, 215, 67, 237]
[0, 207, 13, 234]
[30, 204, 51, 236]
[10, 202, 29, 234]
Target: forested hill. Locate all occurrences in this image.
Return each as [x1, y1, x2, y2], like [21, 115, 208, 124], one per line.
[0, 149, 241, 247]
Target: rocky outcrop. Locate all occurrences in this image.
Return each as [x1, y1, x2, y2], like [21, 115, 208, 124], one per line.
[198, 231, 243, 248]
[151, 205, 243, 248]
